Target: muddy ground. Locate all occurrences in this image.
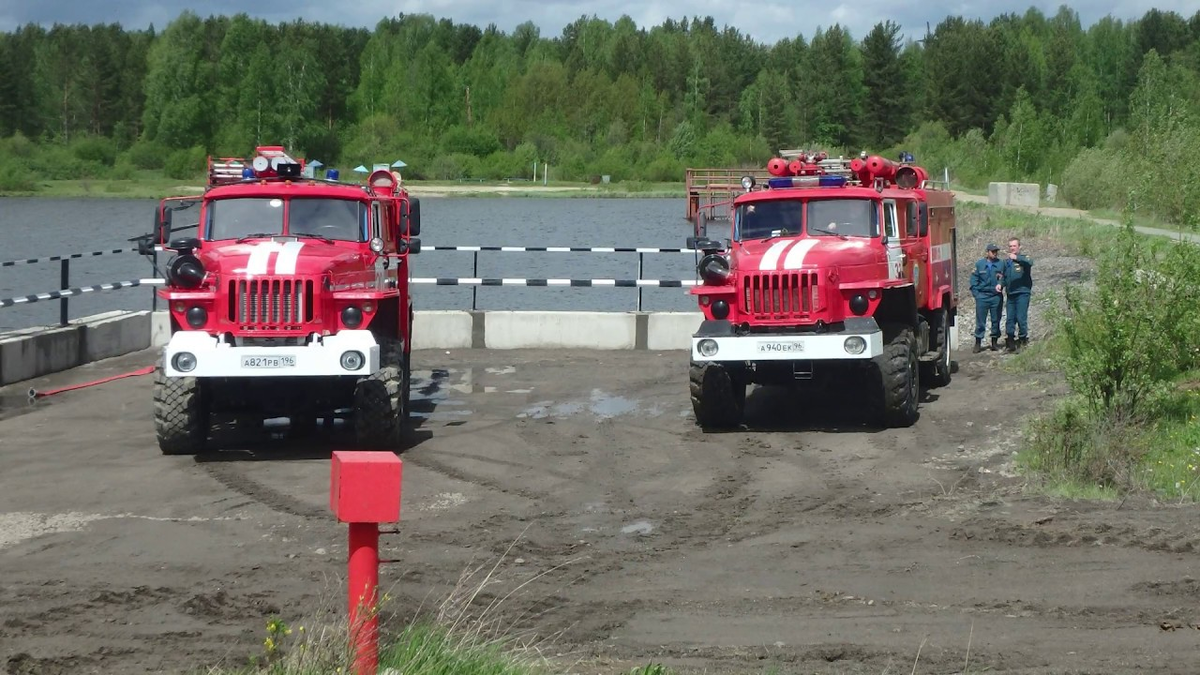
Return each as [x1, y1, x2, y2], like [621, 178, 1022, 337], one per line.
[1, 335, 1199, 675]
[2, 204, 1199, 674]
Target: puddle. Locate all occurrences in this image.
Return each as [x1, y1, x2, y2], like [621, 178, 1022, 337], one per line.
[620, 520, 655, 535]
[518, 389, 644, 420]
[519, 400, 585, 419]
[589, 389, 638, 419]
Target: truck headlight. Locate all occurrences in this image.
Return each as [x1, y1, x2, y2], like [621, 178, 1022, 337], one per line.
[697, 339, 719, 357]
[844, 336, 866, 355]
[340, 350, 365, 371]
[172, 352, 197, 372]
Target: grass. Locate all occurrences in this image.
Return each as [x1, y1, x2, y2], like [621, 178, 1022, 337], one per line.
[197, 526, 681, 675]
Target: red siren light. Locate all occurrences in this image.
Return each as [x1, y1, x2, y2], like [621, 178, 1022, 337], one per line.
[767, 157, 789, 176]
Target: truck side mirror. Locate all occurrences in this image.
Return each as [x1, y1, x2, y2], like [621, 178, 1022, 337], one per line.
[398, 237, 421, 255]
[401, 198, 421, 237]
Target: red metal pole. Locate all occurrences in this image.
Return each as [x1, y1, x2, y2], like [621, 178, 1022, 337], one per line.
[348, 522, 380, 675]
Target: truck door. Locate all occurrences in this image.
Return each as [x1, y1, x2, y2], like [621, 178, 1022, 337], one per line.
[883, 199, 904, 280]
[904, 200, 927, 305]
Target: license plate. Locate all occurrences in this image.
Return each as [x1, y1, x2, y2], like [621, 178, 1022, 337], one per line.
[240, 355, 296, 369]
[757, 341, 804, 354]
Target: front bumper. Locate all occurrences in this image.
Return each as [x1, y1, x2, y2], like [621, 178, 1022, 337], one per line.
[163, 330, 381, 378]
[691, 318, 884, 362]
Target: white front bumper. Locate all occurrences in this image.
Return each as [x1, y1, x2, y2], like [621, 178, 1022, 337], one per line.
[163, 330, 381, 378]
[691, 329, 884, 362]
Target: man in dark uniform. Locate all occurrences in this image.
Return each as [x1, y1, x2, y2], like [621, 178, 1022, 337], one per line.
[1002, 237, 1034, 352]
[970, 243, 1004, 352]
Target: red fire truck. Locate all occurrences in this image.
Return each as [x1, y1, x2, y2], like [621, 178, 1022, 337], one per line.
[141, 146, 422, 454]
[686, 152, 958, 429]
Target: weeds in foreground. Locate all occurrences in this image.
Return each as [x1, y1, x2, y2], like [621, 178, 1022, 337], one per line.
[203, 528, 621, 675]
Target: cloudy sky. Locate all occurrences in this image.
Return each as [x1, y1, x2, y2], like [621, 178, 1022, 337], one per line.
[0, 0, 1194, 44]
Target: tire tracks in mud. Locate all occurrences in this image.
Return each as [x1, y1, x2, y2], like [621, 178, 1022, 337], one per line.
[199, 462, 326, 519]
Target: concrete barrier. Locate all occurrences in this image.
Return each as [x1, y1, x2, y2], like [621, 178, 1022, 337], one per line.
[0, 309, 709, 385]
[81, 310, 151, 362]
[485, 311, 636, 349]
[412, 310, 473, 350]
[0, 324, 83, 386]
[988, 182, 1040, 209]
[0, 310, 152, 386]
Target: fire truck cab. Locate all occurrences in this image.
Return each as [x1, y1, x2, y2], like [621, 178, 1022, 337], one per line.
[687, 152, 958, 429]
[143, 146, 422, 454]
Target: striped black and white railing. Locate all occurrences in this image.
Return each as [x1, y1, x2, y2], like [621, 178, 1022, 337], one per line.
[0, 242, 703, 324]
[0, 247, 142, 267]
[0, 279, 163, 308]
[410, 278, 697, 287]
[422, 245, 698, 253]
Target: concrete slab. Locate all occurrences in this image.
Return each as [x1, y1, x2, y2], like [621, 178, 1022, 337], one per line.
[411, 310, 472, 350]
[81, 310, 151, 362]
[485, 310, 636, 349]
[0, 324, 83, 386]
[646, 312, 703, 350]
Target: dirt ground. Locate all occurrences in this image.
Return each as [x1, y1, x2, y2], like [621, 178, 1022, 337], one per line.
[2, 329, 1200, 675]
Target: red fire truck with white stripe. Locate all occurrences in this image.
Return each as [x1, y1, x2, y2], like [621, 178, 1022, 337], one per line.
[687, 152, 958, 429]
[141, 146, 422, 454]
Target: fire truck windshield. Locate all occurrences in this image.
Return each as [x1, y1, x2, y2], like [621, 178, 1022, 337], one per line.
[207, 197, 367, 242]
[806, 198, 878, 238]
[736, 200, 804, 240]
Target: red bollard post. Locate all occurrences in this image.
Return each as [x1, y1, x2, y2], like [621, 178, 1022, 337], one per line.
[331, 451, 403, 675]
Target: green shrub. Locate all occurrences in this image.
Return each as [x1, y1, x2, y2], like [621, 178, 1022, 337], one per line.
[164, 146, 207, 180]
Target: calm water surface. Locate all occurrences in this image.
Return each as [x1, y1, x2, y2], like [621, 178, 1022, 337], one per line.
[0, 196, 707, 331]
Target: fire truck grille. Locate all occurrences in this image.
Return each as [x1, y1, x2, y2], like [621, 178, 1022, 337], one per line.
[229, 278, 315, 329]
[742, 272, 819, 318]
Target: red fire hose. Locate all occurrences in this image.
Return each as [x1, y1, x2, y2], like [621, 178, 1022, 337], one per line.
[27, 365, 156, 399]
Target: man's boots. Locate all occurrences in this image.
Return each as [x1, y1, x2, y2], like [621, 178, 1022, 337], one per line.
[1019, 337, 1028, 350]
[973, 338, 983, 353]
[990, 336, 999, 351]
[1005, 336, 1017, 353]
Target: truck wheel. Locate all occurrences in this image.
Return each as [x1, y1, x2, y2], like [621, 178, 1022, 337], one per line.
[153, 362, 209, 455]
[353, 338, 407, 449]
[873, 323, 919, 428]
[689, 360, 745, 430]
[922, 308, 952, 388]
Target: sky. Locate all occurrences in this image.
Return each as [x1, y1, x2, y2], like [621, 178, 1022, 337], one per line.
[0, 0, 1195, 45]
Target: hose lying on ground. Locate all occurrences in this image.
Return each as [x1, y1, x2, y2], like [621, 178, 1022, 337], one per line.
[28, 366, 156, 400]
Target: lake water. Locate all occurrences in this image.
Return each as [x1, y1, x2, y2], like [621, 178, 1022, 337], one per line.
[0, 196, 706, 331]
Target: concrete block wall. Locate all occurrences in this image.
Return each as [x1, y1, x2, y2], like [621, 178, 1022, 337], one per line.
[152, 309, 703, 351]
[0, 310, 151, 386]
[988, 182, 1041, 209]
[0, 309, 704, 385]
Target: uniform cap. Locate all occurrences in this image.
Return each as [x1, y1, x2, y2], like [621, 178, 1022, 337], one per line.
[986, 243, 1001, 251]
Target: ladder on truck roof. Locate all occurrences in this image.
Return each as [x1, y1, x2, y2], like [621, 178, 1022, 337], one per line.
[207, 146, 302, 187]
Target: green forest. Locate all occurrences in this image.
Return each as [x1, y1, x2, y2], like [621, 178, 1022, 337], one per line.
[1, 6, 1198, 224]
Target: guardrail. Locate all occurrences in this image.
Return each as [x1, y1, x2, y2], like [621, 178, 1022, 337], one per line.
[422, 245, 697, 311]
[0, 245, 702, 326]
[0, 247, 155, 326]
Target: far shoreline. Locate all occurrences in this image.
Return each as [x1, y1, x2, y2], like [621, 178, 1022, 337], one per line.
[0, 178, 688, 201]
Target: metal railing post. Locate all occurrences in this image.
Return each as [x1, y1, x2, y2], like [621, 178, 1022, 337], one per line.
[637, 252, 644, 311]
[151, 248, 158, 312]
[59, 258, 69, 326]
[471, 251, 479, 311]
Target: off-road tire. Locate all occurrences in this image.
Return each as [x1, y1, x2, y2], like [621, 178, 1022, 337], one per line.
[689, 360, 745, 430]
[872, 323, 919, 428]
[920, 308, 953, 388]
[153, 362, 209, 455]
[353, 338, 408, 449]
